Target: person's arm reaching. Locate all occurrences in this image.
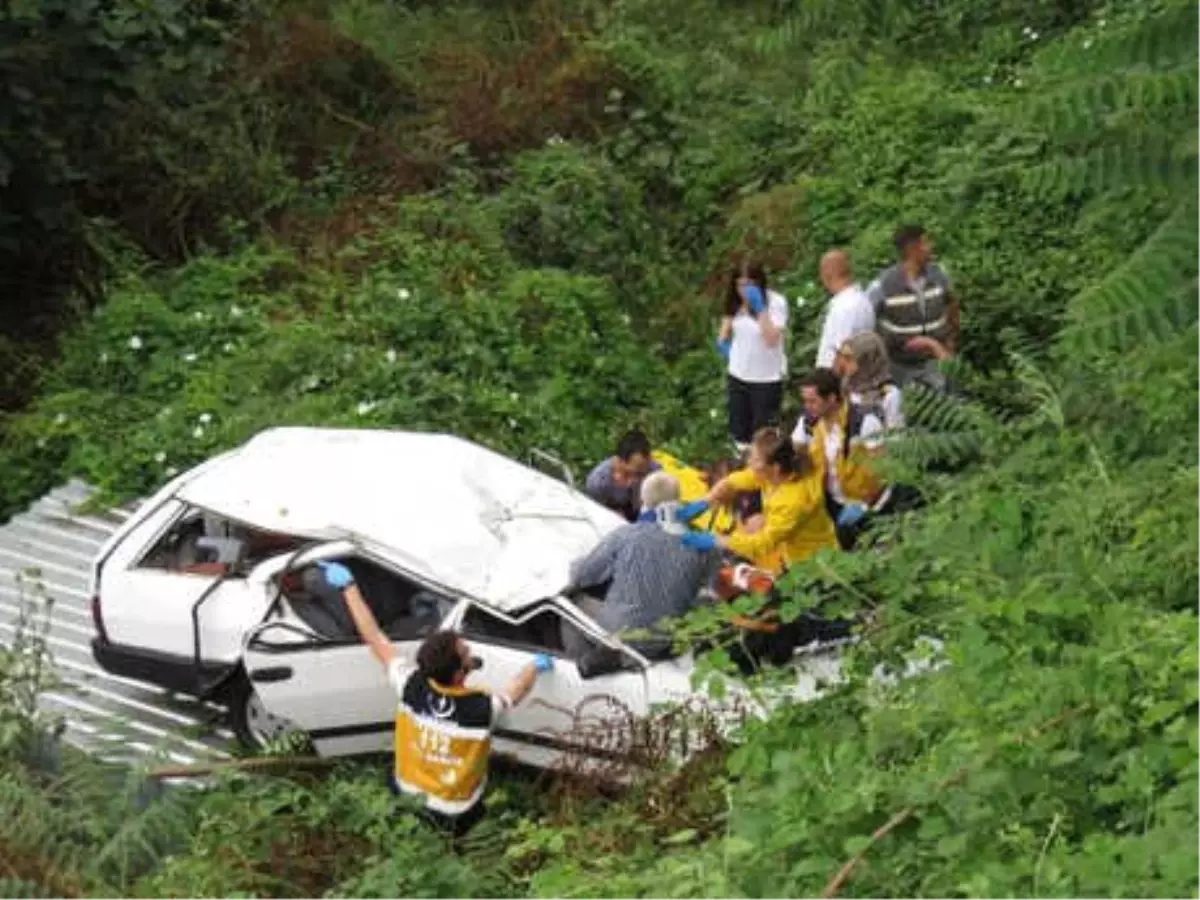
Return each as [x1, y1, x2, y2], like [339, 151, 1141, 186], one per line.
[567, 529, 623, 592]
[496, 653, 554, 708]
[318, 561, 395, 669]
[724, 481, 818, 562]
[707, 468, 760, 507]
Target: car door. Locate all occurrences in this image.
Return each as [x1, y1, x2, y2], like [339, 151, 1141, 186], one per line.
[456, 600, 649, 771]
[241, 540, 462, 758]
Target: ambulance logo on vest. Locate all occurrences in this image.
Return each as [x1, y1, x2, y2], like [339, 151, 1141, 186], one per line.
[427, 693, 456, 720]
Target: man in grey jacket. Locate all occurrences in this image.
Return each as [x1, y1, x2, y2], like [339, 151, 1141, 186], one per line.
[867, 224, 959, 392]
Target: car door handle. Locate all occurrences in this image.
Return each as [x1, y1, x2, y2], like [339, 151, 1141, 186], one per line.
[248, 666, 293, 683]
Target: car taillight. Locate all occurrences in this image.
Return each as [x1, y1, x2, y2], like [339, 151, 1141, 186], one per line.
[91, 594, 109, 642]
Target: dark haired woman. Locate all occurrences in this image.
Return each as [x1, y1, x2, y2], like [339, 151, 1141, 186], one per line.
[716, 260, 789, 456]
[680, 426, 835, 573]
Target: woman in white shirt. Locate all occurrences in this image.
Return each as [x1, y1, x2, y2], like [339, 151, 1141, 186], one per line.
[716, 260, 789, 455]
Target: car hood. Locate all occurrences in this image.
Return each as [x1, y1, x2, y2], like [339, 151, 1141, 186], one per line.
[175, 427, 625, 612]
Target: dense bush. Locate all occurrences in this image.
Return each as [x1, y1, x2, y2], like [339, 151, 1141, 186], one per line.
[0, 0, 1195, 896]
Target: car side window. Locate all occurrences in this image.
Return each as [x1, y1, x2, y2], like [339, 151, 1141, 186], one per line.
[136, 508, 304, 578]
[279, 555, 450, 643]
[459, 604, 569, 655]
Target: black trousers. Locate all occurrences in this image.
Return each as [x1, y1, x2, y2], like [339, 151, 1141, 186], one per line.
[727, 376, 783, 446]
[389, 775, 486, 839]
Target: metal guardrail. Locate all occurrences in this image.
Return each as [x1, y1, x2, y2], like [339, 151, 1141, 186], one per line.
[0, 481, 231, 767]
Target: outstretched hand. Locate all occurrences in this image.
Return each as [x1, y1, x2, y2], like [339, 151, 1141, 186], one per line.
[681, 531, 719, 552]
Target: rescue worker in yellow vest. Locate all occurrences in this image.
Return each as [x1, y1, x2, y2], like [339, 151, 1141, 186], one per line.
[794, 367, 892, 550]
[675, 427, 837, 574]
[674, 428, 843, 666]
[316, 561, 553, 836]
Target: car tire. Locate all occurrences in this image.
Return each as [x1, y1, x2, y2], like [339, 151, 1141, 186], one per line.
[226, 673, 307, 753]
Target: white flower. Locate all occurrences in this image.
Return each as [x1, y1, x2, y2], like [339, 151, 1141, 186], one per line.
[301, 374, 321, 392]
[1029, 30, 1039, 40]
[100, 352, 109, 364]
[356, 401, 377, 416]
[546, 134, 565, 146]
[183, 352, 197, 363]
[620, 313, 631, 325]
[1083, 38, 1093, 49]
[709, 408, 719, 420]
[154, 451, 167, 464]
[230, 304, 243, 318]
[158, 406, 172, 419]
[385, 349, 398, 364]
[128, 335, 143, 350]
[1014, 78, 1024, 87]
[223, 342, 234, 353]
[397, 288, 411, 301]
[984, 74, 993, 84]
[192, 426, 205, 439]
[54, 413, 67, 425]
[193, 311, 205, 321]
[1098, 18, 1106, 27]
[198, 412, 213, 425]
[509, 391, 520, 402]
[1022, 25, 1031, 34]
[507, 417, 518, 429]
[165, 466, 178, 477]
[794, 296, 807, 308]
[37, 438, 46, 448]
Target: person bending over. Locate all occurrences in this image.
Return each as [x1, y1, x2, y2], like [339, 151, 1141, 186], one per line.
[563, 471, 719, 663]
[681, 427, 837, 574]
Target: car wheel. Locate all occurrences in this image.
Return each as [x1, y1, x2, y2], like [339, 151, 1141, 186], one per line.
[227, 674, 305, 753]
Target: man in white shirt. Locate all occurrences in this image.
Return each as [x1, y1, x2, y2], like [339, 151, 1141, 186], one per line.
[814, 249, 875, 369]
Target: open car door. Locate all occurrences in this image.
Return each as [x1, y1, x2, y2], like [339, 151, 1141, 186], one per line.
[455, 599, 650, 772]
[241, 540, 461, 757]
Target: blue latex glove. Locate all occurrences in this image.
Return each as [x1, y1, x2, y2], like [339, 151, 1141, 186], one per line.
[316, 560, 355, 589]
[715, 336, 731, 360]
[681, 531, 719, 552]
[676, 499, 710, 523]
[836, 503, 868, 528]
[533, 653, 555, 673]
[743, 284, 766, 315]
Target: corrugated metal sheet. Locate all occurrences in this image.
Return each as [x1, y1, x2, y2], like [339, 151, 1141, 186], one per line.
[0, 480, 231, 767]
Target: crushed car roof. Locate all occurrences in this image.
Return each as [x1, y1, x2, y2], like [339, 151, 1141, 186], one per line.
[175, 427, 625, 612]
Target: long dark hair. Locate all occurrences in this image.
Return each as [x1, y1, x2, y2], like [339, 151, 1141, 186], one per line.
[752, 426, 813, 478]
[724, 259, 769, 317]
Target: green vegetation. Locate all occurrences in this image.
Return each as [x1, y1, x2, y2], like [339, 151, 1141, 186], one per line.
[0, 0, 1196, 896]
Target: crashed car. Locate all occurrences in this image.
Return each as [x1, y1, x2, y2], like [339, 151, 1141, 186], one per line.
[89, 427, 902, 768]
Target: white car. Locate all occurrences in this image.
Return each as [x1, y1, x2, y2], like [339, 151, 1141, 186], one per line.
[88, 427, 871, 770]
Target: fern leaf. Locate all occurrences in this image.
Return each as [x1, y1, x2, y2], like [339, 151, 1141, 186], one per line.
[1036, 2, 1198, 77]
[1019, 135, 1197, 200]
[1058, 202, 1199, 357]
[1026, 65, 1198, 136]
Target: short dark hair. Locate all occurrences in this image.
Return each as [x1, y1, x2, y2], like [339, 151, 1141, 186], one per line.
[417, 630, 463, 686]
[616, 429, 652, 461]
[894, 224, 926, 257]
[801, 367, 842, 400]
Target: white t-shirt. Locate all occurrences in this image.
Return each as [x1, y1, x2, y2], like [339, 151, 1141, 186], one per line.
[815, 284, 875, 368]
[728, 289, 789, 383]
